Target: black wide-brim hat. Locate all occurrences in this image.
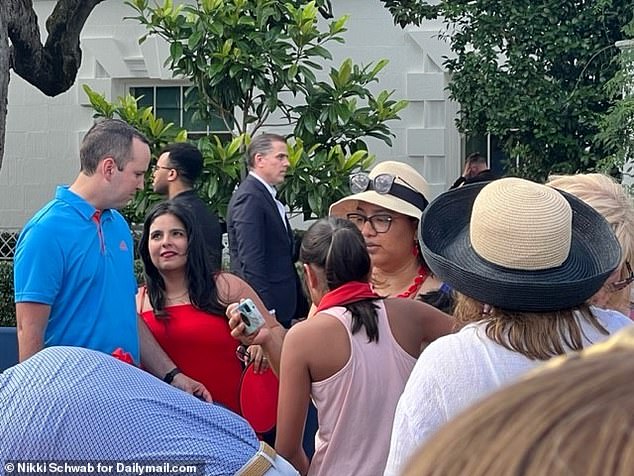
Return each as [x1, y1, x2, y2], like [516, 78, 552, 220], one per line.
[420, 178, 621, 312]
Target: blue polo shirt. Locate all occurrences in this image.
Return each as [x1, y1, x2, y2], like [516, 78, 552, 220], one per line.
[14, 186, 139, 362]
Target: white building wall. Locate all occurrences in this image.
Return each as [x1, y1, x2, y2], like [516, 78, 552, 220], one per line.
[0, 0, 461, 228]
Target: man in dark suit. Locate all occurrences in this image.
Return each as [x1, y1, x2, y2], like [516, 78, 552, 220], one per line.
[153, 142, 223, 269]
[227, 133, 306, 328]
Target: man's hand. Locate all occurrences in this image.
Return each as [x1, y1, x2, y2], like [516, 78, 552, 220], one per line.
[462, 161, 473, 178]
[171, 373, 213, 402]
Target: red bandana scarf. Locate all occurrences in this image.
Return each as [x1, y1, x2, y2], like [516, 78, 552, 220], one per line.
[315, 281, 380, 313]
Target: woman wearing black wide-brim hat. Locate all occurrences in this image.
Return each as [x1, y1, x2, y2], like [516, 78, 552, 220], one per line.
[384, 178, 634, 476]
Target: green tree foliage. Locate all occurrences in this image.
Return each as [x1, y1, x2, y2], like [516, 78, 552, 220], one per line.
[597, 21, 634, 180]
[380, 0, 634, 181]
[123, 0, 406, 219]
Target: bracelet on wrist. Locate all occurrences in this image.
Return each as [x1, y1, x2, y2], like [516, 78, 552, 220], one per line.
[163, 367, 182, 384]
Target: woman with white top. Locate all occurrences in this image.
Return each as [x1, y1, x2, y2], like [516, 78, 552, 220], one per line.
[384, 178, 633, 475]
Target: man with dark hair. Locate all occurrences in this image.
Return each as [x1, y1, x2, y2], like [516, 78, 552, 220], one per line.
[153, 142, 223, 268]
[14, 119, 210, 400]
[227, 133, 307, 327]
[450, 152, 499, 189]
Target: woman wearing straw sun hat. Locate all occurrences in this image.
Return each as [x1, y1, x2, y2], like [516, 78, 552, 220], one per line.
[330, 161, 452, 311]
[384, 177, 633, 476]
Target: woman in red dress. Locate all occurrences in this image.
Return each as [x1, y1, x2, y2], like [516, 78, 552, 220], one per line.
[137, 200, 282, 414]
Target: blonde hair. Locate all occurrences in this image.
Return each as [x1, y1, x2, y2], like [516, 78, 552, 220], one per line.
[453, 294, 607, 360]
[548, 173, 634, 312]
[403, 338, 634, 476]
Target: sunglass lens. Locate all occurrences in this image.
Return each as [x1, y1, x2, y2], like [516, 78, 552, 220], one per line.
[373, 174, 395, 194]
[350, 173, 370, 194]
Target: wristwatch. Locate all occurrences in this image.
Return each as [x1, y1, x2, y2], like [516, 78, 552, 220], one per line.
[163, 367, 182, 384]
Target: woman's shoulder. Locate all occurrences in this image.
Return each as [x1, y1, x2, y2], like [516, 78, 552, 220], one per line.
[589, 306, 633, 332]
[384, 297, 451, 320]
[417, 324, 488, 364]
[136, 285, 149, 313]
[383, 297, 420, 310]
[283, 315, 346, 358]
[291, 309, 350, 337]
[300, 310, 348, 330]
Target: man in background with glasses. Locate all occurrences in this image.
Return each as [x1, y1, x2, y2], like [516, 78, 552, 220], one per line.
[153, 142, 223, 269]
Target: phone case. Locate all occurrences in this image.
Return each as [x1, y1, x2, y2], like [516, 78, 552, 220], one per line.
[237, 298, 266, 335]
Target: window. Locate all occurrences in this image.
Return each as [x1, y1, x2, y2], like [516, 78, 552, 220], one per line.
[129, 85, 231, 140]
[464, 134, 507, 176]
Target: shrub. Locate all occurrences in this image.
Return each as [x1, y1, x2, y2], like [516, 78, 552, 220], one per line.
[0, 261, 16, 327]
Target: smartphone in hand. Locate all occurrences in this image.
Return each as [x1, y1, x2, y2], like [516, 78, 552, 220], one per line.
[236, 298, 266, 335]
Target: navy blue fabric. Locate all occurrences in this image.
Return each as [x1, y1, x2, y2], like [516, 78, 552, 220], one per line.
[227, 175, 304, 325]
[172, 190, 223, 270]
[0, 327, 17, 371]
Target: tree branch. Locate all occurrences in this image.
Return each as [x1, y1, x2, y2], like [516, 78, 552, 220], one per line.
[8, 0, 106, 96]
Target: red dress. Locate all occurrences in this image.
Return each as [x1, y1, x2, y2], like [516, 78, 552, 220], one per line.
[141, 303, 243, 415]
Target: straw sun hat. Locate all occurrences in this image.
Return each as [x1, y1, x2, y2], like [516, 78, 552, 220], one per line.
[329, 161, 430, 219]
[420, 178, 621, 312]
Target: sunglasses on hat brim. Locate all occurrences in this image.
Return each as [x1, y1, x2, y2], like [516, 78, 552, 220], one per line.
[350, 172, 428, 212]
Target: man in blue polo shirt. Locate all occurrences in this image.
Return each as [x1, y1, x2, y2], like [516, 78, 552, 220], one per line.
[13, 119, 210, 400]
[0, 346, 298, 475]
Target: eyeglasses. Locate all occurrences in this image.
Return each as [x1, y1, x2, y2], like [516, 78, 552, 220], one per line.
[153, 164, 173, 173]
[346, 212, 394, 234]
[349, 172, 428, 212]
[235, 345, 250, 364]
[605, 261, 634, 293]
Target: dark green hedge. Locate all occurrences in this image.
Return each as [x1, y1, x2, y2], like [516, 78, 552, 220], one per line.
[0, 261, 15, 327]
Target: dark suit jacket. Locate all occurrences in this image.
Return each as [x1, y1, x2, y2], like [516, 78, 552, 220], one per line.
[172, 190, 223, 270]
[227, 175, 304, 325]
[450, 169, 499, 189]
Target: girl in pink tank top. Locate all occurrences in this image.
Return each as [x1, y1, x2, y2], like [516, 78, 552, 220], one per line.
[274, 217, 454, 475]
